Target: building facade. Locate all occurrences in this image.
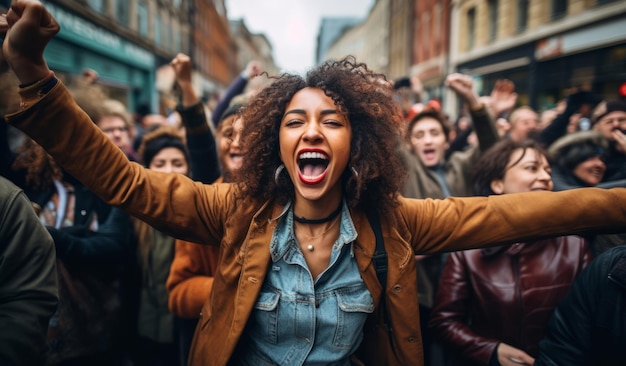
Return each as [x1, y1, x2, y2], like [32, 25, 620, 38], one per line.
[409, 0, 451, 102]
[190, 0, 237, 97]
[229, 19, 279, 90]
[41, 0, 192, 112]
[324, 0, 390, 75]
[316, 17, 362, 66]
[452, 0, 626, 112]
[388, 0, 412, 81]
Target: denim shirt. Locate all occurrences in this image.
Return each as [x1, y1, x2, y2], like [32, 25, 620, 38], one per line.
[236, 201, 374, 365]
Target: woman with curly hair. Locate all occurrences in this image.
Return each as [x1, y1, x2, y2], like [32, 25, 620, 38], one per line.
[4, 3, 626, 364]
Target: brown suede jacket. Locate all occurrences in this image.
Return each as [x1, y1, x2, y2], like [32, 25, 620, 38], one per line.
[7, 80, 626, 366]
[429, 236, 591, 365]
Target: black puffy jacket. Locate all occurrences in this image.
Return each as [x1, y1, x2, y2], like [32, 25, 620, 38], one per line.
[536, 245, 626, 366]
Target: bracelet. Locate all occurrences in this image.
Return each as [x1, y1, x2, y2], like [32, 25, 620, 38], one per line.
[19, 70, 55, 89]
[19, 71, 58, 109]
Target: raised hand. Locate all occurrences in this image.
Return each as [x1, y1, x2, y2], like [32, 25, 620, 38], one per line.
[244, 60, 263, 79]
[2, 0, 59, 85]
[171, 53, 192, 85]
[489, 79, 518, 117]
[613, 129, 626, 154]
[170, 53, 197, 106]
[410, 75, 423, 96]
[445, 73, 482, 111]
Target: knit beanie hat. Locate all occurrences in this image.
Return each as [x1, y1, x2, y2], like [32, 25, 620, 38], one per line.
[591, 100, 626, 126]
[138, 125, 189, 168]
[549, 131, 609, 170]
[219, 103, 245, 125]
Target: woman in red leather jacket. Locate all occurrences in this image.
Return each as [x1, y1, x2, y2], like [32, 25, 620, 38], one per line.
[428, 139, 592, 366]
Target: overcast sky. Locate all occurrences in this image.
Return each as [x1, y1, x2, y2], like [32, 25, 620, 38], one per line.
[225, 0, 374, 74]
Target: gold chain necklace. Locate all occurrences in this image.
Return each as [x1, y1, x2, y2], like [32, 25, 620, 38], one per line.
[295, 215, 341, 252]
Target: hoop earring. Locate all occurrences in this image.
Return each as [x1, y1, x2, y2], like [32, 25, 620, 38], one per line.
[351, 166, 359, 179]
[274, 164, 285, 184]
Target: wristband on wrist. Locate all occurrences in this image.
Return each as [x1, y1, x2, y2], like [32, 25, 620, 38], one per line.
[19, 71, 58, 109]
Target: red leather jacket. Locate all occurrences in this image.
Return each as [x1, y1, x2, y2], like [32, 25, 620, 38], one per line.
[428, 236, 591, 365]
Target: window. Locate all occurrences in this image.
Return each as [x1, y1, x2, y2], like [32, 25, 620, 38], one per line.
[154, 12, 162, 45]
[87, 0, 105, 13]
[488, 0, 498, 42]
[137, 1, 148, 37]
[165, 16, 172, 50]
[467, 7, 476, 50]
[115, 0, 129, 27]
[551, 0, 567, 20]
[517, 0, 529, 33]
[422, 13, 430, 59]
[174, 31, 181, 53]
[434, 2, 443, 40]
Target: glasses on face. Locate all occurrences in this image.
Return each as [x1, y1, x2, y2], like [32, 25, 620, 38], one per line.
[101, 126, 129, 134]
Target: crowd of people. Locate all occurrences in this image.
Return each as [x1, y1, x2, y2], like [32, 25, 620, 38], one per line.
[1, 1, 626, 366]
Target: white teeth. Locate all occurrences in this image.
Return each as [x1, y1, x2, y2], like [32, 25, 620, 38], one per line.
[298, 151, 328, 160]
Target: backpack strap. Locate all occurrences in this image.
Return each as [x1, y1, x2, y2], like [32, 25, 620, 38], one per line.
[367, 210, 388, 288]
[367, 211, 391, 324]
[366, 209, 396, 355]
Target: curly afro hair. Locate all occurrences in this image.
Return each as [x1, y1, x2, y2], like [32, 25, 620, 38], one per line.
[235, 56, 407, 215]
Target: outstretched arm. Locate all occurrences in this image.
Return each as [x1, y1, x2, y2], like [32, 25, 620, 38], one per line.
[3, 1, 227, 245]
[171, 53, 220, 183]
[210, 60, 261, 127]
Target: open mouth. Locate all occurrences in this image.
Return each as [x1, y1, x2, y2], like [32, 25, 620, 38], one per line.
[229, 153, 243, 166]
[589, 168, 605, 178]
[297, 151, 329, 185]
[422, 148, 436, 160]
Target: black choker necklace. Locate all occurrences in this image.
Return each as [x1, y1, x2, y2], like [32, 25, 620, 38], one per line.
[293, 204, 342, 225]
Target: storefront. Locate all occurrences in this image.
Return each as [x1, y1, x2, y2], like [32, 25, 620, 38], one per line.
[457, 43, 535, 108]
[456, 14, 626, 112]
[534, 16, 626, 109]
[43, 2, 156, 112]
